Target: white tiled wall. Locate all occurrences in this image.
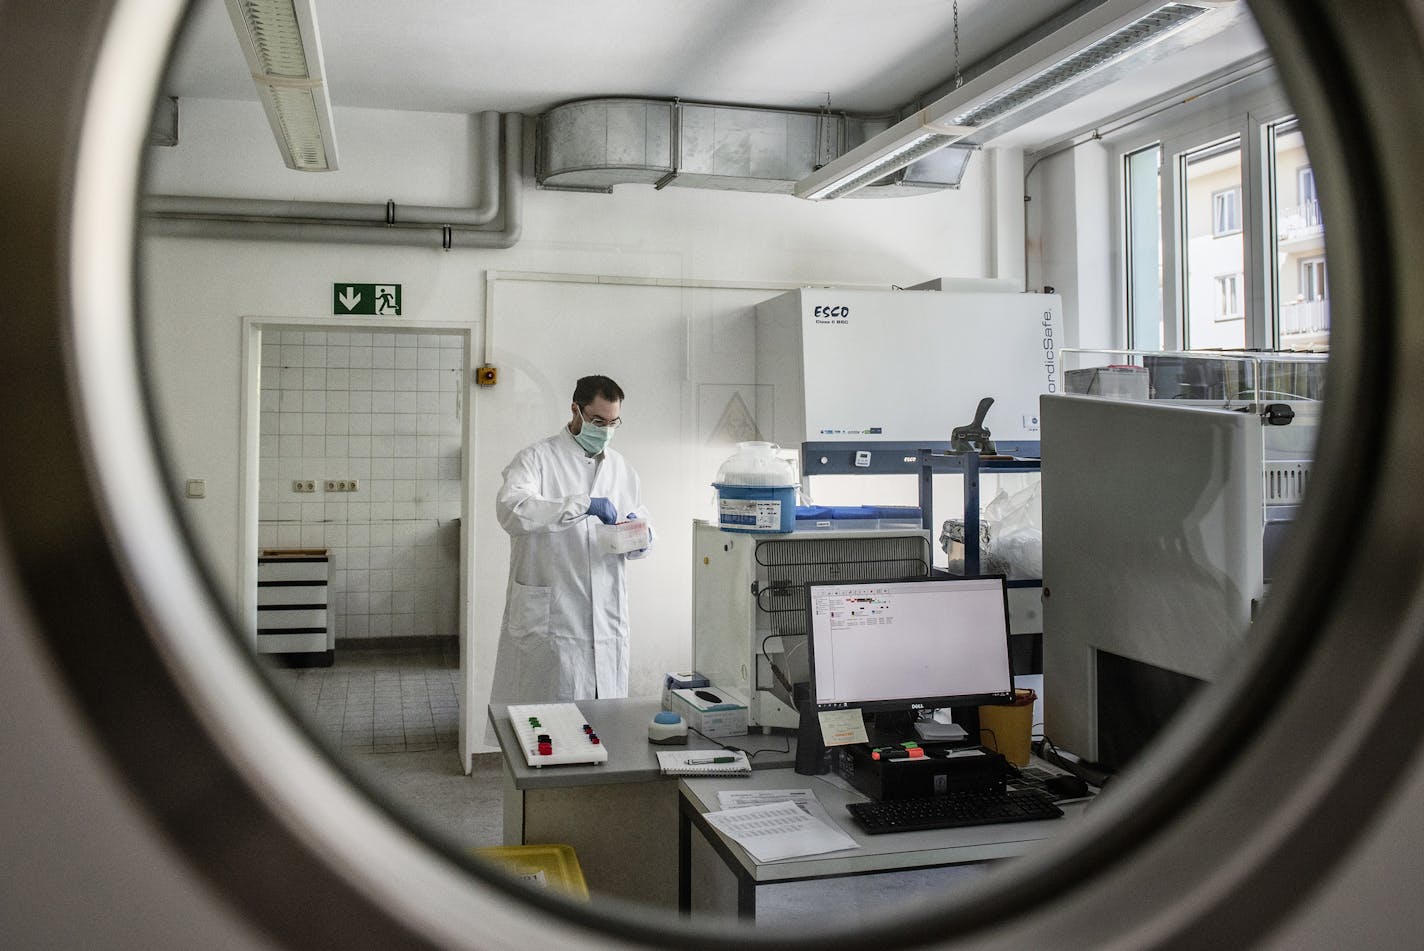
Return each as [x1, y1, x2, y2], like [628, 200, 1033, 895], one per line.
[258, 330, 464, 641]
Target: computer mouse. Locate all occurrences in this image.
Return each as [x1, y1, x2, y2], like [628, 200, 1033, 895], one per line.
[1044, 773, 1091, 801]
[694, 689, 723, 704]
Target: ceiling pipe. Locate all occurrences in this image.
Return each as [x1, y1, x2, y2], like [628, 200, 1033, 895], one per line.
[142, 113, 521, 249]
[144, 109, 501, 226]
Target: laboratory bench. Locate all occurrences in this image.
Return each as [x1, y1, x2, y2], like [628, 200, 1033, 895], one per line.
[488, 697, 797, 907]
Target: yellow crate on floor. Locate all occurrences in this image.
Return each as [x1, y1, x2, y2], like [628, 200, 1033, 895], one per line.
[471, 844, 589, 901]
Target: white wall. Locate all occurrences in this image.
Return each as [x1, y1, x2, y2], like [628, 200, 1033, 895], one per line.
[1029, 140, 1117, 352]
[140, 99, 998, 758]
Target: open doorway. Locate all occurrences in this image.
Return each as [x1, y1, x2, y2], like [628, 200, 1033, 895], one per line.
[239, 317, 475, 762]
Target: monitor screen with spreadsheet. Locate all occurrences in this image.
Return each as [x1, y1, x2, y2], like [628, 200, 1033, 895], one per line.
[806, 575, 1013, 713]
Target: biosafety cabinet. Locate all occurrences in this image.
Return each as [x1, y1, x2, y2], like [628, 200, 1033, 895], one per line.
[692, 521, 934, 730]
[755, 287, 1062, 456]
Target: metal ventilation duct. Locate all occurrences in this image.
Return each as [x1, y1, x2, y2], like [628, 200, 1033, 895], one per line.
[536, 98, 973, 198]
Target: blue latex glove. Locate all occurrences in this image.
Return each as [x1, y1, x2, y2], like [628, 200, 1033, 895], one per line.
[587, 497, 618, 524]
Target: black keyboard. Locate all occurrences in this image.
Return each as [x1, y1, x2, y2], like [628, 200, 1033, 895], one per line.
[846, 788, 1064, 834]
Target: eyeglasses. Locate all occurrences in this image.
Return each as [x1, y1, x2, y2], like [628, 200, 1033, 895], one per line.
[580, 408, 623, 429]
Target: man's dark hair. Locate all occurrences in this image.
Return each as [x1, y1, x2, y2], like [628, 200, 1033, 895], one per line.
[573, 375, 625, 406]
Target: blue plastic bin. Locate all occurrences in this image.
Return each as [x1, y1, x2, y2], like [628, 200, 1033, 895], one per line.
[794, 505, 923, 531]
[714, 483, 796, 534]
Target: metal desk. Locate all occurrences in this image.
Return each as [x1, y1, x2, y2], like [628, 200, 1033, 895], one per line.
[677, 766, 1087, 919]
[488, 697, 796, 907]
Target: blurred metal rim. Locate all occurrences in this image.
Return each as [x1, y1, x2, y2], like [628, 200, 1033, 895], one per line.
[0, 0, 1422, 948]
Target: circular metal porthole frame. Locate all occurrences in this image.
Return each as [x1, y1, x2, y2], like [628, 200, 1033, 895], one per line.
[4, 0, 1424, 947]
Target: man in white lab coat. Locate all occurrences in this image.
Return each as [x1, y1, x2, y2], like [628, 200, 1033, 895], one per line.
[489, 375, 652, 714]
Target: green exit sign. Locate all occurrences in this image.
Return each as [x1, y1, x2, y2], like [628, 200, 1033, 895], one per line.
[333, 283, 401, 316]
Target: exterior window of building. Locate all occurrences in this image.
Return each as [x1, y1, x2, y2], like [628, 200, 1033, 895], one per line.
[1298, 166, 1318, 219]
[1216, 273, 1243, 319]
[1184, 138, 1246, 349]
[1301, 257, 1327, 301]
[1125, 145, 1164, 350]
[1213, 187, 1242, 235]
[1272, 119, 1329, 351]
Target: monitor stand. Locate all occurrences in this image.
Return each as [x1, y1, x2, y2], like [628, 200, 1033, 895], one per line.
[913, 719, 968, 742]
[865, 709, 915, 741]
[792, 682, 828, 775]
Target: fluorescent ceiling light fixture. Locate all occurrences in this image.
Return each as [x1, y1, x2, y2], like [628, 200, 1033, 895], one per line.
[224, 0, 339, 171]
[948, 4, 1207, 127]
[800, 125, 974, 201]
[795, 1, 1212, 201]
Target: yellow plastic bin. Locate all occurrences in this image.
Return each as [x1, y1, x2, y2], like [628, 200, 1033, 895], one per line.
[978, 688, 1037, 766]
[471, 844, 589, 901]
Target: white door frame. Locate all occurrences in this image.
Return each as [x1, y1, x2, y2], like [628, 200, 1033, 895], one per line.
[238, 315, 476, 762]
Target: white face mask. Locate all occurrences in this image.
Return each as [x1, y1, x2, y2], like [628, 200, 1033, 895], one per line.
[573, 421, 614, 454]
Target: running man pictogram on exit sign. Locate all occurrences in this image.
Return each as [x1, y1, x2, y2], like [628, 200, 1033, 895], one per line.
[333, 283, 401, 316]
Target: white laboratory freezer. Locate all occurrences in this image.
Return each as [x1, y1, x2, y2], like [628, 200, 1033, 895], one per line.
[755, 287, 1062, 450]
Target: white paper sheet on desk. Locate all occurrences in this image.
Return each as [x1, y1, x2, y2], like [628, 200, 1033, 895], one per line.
[702, 800, 859, 863]
[716, 789, 839, 829]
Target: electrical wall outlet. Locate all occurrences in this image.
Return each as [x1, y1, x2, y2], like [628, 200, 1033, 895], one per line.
[325, 480, 337, 492]
[293, 480, 316, 493]
[323, 480, 360, 492]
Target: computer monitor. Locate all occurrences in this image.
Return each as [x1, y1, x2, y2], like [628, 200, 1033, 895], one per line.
[805, 575, 1014, 714]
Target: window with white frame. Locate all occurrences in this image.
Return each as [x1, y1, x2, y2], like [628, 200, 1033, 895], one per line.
[1300, 257, 1327, 301]
[1125, 145, 1164, 350]
[1112, 80, 1331, 355]
[1272, 118, 1330, 351]
[1213, 187, 1242, 236]
[1215, 273, 1243, 320]
[1184, 138, 1246, 349]
[1298, 165, 1318, 225]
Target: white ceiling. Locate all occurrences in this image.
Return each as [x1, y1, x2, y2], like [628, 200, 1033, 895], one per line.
[163, 0, 1270, 154]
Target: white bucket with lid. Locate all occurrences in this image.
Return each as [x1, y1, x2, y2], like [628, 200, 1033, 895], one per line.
[712, 442, 798, 534]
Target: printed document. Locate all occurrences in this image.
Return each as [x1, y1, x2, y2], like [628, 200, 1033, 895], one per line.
[702, 800, 859, 862]
[716, 788, 839, 828]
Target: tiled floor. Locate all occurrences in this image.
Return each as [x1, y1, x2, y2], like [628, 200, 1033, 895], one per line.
[263, 642, 505, 850]
[266, 643, 460, 753]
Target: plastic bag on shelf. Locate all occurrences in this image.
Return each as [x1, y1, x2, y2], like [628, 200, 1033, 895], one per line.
[940, 480, 1042, 579]
[983, 481, 1042, 579]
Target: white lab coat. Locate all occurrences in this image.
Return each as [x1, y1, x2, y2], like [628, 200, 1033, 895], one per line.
[489, 428, 651, 712]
